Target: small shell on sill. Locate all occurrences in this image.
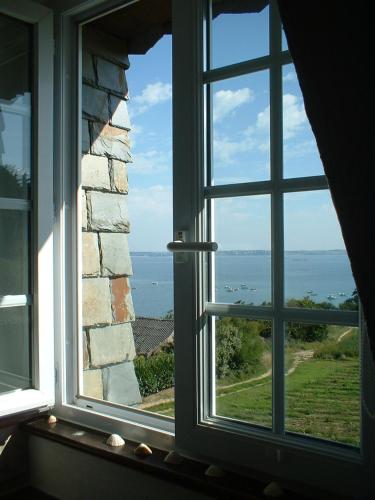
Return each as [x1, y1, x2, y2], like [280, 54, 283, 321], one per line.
[106, 434, 125, 447]
[204, 465, 226, 478]
[134, 443, 152, 457]
[47, 415, 57, 425]
[263, 481, 284, 498]
[164, 450, 183, 465]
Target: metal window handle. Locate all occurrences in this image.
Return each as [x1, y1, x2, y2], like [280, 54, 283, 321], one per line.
[167, 240, 218, 253]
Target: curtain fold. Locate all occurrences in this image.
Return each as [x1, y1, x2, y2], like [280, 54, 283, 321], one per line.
[277, 0, 375, 359]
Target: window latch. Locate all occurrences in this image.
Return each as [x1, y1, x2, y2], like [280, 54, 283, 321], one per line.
[167, 231, 218, 253]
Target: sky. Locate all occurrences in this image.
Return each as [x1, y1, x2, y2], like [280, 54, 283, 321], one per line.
[125, 6, 346, 252]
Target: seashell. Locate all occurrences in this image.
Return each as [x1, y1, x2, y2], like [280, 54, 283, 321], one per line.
[134, 443, 152, 456]
[164, 450, 183, 465]
[106, 434, 125, 447]
[263, 481, 284, 498]
[47, 415, 57, 425]
[204, 464, 226, 478]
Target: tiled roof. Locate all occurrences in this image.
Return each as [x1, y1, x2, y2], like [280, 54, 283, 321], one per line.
[132, 317, 174, 356]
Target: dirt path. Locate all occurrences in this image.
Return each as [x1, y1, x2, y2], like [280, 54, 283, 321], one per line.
[337, 327, 353, 343]
[141, 328, 352, 410]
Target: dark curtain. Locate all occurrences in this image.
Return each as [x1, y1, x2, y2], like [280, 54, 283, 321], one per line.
[277, 0, 375, 359]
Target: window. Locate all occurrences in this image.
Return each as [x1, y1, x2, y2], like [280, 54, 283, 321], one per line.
[55, 0, 374, 495]
[0, 1, 54, 416]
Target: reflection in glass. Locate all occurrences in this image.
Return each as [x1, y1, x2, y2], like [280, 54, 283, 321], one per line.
[285, 323, 360, 446]
[213, 195, 271, 305]
[282, 63, 324, 178]
[0, 210, 30, 296]
[0, 14, 32, 199]
[0, 306, 31, 393]
[284, 190, 356, 309]
[214, 316, 272, 428]
[211, 0, 269, 69]
[211, 70, 270, 185]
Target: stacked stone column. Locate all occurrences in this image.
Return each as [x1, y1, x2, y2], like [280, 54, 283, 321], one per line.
[81, 26, 141, 406]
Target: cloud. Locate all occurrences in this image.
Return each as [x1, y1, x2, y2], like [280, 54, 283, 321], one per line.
[130, 82, 172, 116]
[283, 71, 297, 82]
[127, 185, 173, 251]
[129, 149, 171, 175]
[128, 185, 172, 217]
[213, 88, 254, 123]
[284, 139, 318, 159]
[256, 93, 307, 139]
[213, 133, 255, 164]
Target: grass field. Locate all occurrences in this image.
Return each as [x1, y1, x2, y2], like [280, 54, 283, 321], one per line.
[146, 325, 360, 447]
[148, 356, 360, 446]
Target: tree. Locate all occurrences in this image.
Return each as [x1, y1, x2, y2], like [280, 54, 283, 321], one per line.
[339, 289, 359, 311]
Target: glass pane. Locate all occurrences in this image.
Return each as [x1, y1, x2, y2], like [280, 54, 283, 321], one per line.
[211, 0, 269, 69]
[285, 323, 360, 446]
[282, 63, 324, 178]
[0, 306, 31, 393]
[213, 195, 271, 305]
[0, 210, 30, 295]
[81, 12, 174, 418]
[211, 70, 270, 185]
[214, 316, 272, 428]
[281, 27, 288, 51]
[284, 191, 356, 310]
[0, 14, 32, 199]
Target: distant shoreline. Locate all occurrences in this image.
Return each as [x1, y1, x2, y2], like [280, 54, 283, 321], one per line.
[130, 249, 347, 257]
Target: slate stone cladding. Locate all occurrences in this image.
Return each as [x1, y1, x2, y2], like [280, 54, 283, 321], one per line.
[81, 26, 140, 406]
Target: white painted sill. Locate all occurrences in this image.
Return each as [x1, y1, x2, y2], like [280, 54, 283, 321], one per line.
[0, 389, 53, 418]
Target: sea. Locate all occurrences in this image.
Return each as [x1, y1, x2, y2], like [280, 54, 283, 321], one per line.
[129, 250, 356, 318]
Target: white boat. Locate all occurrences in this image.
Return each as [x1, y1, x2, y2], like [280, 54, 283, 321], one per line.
[152, 281, 158, 285]
[327, 294, 337, 300]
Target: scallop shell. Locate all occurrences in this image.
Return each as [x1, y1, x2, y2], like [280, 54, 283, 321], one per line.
[164, 450, 183, 465]
[204, 464, 226, 478]
[47, 415, 57, 425]
[106, 434, 125, 447]
[134, 443, 152, 456]
[263, 481, 284, 498]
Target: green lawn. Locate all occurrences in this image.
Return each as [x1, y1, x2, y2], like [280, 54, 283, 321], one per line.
[148, 357, 360, 446]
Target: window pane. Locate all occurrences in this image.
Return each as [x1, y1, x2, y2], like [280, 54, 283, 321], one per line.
[0, 14, 32, 199]
[281, 27, 288, 52]
[210, 70, 270, 185]
[284, 191, 356, 310]
[282, 63, 324, 179]
[80, 14, 174, 418]
[0, 210, 30, 295]
[211, 1, 269, 69]
[0, 306, 31, 393]
[214, 316, 272, 428]
[213, 195, 271, 305]
[285, 323, 360, 447]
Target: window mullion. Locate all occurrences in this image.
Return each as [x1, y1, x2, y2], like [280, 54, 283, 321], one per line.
[270, 0, 285, 436]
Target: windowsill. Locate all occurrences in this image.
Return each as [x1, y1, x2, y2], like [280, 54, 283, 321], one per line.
[0, 389, 53, 420]
[24, 417, 344, 500]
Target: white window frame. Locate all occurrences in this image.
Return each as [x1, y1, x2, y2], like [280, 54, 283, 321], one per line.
[173, 1, 375, 497]
[54, 0, 375, 495]
[0, 0, 54, 417]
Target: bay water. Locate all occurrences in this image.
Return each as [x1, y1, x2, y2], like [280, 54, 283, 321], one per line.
[130, 251, 356, 318]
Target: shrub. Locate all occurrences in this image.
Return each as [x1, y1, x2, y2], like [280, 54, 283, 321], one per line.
[314, 330, 359, 360]
[216, 317, 267, 379]
[287, 322, 328, 343]
[216, 320, 242, 378]
[134, 352, 174, 397]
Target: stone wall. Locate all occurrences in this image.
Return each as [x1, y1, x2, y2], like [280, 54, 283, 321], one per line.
[81, 26, 141, 406]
